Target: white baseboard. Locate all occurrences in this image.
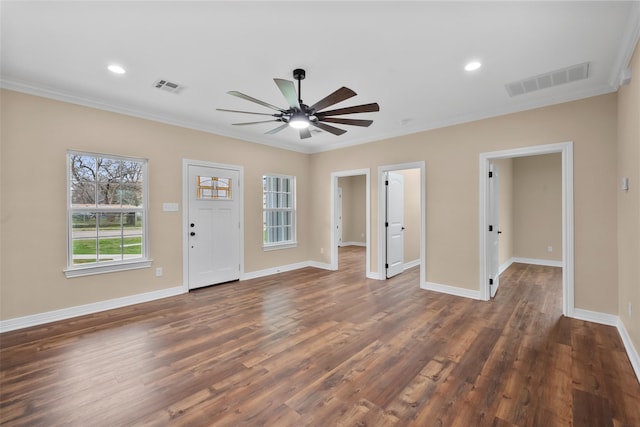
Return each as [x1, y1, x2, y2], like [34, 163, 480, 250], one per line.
[617, 318, 640, 383]
[511, 257, 564, 268]
[242, 261, 317, 280]
[341, 241, 366, 247]
[0, 285, 185, 333]
[499, 259, 514, 275]
[404, 259, 420, 270]
[308, 261, 334, 271]
[572, 308, 619, 326]
[422, 281, 482, 300]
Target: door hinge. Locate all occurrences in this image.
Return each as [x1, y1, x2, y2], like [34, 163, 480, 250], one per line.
[385, 263, 389, 269]
[489, 225, 493, 232]
[385, 180, 389, 186]
[489, 171, 493, 178]
[489, 278, 494, 285]
[385, 222, 389, 227]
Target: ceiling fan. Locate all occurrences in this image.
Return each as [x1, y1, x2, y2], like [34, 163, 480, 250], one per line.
[217, 69, 380, 139]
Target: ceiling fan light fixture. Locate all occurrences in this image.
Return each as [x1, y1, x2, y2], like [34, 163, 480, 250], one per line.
[288, 113, 310, 129]
[107, 64, 126, 74]
[464, 61, 482, 71]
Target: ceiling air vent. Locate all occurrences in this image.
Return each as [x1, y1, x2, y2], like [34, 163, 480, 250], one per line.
[505, 62, 589, 97]
[153, 79, 184, 94]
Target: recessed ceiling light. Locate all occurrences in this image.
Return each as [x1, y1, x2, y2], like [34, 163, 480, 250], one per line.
[108, 64, 126, 75]
[465, 61, 482, 72]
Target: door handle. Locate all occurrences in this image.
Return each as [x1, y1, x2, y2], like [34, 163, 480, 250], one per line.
[190, 232, 196, 236]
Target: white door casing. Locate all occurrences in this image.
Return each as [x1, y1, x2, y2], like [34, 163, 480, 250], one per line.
[386, 171, 404, 278]
[336, 187, 343, 247]
[185, 162, 241, 290]
[479, 141, 573, 317]
[488, 163, 500, 297]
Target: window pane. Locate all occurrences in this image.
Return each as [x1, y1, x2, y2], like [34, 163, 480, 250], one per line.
[197, 176, 232, 200]
[97, 158, 121, 183]
[71, 182, 96, 207]
[97, 183, 122, 206]
[70, 155, 96, 183]
[120, 183, 143, 207]
[98, 213, 123, 262]
[72, 213, 97, 265]
[123, 212, 143, 257]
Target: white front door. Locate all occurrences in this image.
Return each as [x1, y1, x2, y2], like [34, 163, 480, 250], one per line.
[386, 172, 404, 278]
[187, 164, 240, 289]
[488, 162, 500, 297]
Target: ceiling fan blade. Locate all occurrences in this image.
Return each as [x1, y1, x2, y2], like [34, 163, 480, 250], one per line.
[311, 121, 347, 136]
[316, 102, 380, 117]
[299, 128, 312, 139]
[309, 87, 356, 112]
[265, 123, 290, 135]
[319, 117, 373, 127]
[228, 91, 284, 112]
[217, 108, 279, 117]
[232, 120, 281, 126]
[274, 78, 300, 109]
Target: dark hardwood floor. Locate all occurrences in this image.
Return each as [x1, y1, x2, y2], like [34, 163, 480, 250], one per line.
[1, 246, 639, 426]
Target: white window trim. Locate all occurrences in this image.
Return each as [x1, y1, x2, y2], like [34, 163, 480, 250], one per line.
[262, 174, 297, 250]
[65, 150, 151, 278]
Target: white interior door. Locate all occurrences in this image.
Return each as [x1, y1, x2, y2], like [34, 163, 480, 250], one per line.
[187, 164, 240, 289]
[386, 172, 404, 278]
[336, 187, 343, 247]
[488, 162, 500, 297]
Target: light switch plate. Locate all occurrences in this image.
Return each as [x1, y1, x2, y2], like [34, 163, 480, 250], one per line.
[162, 202, 179, 212]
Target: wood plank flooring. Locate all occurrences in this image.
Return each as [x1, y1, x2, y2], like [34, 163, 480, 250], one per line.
[1, 246, 639, 426]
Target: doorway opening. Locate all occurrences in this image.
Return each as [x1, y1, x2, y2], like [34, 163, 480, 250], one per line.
[331, 169, 370, 276]
[479, 142, 574, 316]
[377, 162, 426, 284]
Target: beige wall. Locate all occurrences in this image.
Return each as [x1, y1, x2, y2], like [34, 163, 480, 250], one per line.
[617, 41, 640, 355]
[310, 93, 618, 314]
[0, 90, 311, 319]
[513, 153, 563, 261]
[338, 175, 366, 245]
[0, 88, 622, 321]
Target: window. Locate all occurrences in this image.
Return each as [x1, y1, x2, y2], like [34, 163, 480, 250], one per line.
[65, 151, 150, 277]
[197, 176, 232, 200]
[263, 175, 296, 249]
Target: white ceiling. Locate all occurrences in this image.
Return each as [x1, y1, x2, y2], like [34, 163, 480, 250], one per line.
[2, 1, 639, 153]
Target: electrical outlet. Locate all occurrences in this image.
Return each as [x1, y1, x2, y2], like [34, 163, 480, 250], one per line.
[629, 302, 633, 318]
[155, 267, 163, 277]
[547, 246, 553, 253]
[320, 247, 324, 254]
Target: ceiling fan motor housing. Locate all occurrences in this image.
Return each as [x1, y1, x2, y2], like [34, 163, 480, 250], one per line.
[293, 68, 306, 81]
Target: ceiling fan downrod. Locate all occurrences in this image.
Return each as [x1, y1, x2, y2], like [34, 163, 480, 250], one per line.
[293, 68, 305, 106]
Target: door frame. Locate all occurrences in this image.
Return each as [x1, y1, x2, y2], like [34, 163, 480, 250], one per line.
[377, 161, 426, 283]
[182, 159, 244, 292]
[479, 141, 574, 316]
[331, 169, 370, 276]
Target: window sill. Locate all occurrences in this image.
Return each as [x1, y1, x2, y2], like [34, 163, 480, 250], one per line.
[263, 242, 297, 251]
[64, 259, 153, 278]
